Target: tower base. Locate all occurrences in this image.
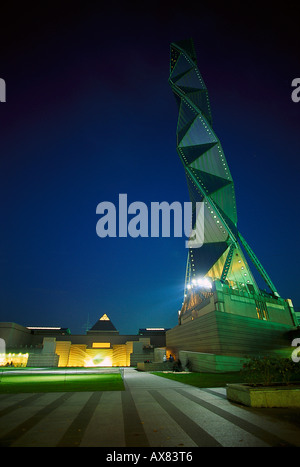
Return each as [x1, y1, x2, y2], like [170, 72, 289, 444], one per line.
[177, 351, 247, 373]
[166, 281, 297, 372]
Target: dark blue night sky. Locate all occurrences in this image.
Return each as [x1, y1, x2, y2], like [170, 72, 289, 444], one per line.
[1, 2, 300, 334]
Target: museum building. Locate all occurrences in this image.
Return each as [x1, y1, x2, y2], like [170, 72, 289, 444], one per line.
[0, 314, 169, 368]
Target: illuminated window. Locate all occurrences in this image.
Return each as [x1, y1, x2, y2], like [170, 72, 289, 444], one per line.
[99, 314, 110, 321]
[92, 343, 110, 348]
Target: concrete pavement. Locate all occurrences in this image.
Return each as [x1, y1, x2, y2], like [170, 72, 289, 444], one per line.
[0, 368, 299, 447]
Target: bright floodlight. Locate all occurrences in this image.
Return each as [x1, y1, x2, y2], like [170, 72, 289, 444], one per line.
[189, 277, 212, 289]
[195, 277, 212, 289]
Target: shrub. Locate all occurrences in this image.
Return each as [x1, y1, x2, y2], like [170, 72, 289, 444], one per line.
[241, 355, 300, 386]
[172, 359, 183, 372]
[185, 359, 193, 372]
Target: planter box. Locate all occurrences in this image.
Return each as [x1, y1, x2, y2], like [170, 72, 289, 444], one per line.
[226, 383, 300, 407]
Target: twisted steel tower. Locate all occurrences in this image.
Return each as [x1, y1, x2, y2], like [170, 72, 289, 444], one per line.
[169, 39, 280, 313]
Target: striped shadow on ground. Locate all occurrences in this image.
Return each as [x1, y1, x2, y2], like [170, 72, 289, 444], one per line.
[57, 392, 103, 447]
[0, 393, 45, 418]
[149, 390, 222, 447]
[177, 389, 296, 447]
[0, 393, 73, 447]
[121, 390, 150, 447]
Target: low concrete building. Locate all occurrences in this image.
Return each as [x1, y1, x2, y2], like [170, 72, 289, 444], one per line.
[0, 314, 168, 368]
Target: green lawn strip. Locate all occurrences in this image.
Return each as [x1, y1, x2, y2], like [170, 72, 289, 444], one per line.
[0, 373, 125, 393]
[152, 371, 245, 388]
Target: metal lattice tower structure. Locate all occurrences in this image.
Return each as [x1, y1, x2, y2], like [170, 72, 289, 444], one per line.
[169, 39, 279, 304]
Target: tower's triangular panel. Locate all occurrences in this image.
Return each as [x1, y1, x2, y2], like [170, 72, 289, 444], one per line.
[189, 167, 232, 196]
[170, 53, 193, 81]
[189, 144, 232, 180]
[179, 142, 218, 166]
[175, 68, 206, 90]
[177, 100, 198, 143]
[179, 116, 218, 148]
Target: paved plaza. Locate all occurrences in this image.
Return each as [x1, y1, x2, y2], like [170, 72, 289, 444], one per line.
[0, 368, 299, 447]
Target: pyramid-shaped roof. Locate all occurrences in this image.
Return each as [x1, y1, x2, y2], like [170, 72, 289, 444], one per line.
[88, 313, 119, 333]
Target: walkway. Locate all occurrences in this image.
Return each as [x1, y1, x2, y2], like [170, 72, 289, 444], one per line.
[0, 368, 299, 447]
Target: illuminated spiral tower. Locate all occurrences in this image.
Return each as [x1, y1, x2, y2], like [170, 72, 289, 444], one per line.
[168, 39, 286, 319]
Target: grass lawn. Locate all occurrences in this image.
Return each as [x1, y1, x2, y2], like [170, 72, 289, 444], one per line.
[0, 369, 125, 393]
[152, 371, 245, 388]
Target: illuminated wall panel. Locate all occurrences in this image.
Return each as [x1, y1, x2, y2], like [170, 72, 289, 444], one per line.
[126, 341, 133, 366]
[54, 341, 132, 367]
[112, 345, 127, 366]
[68, 344, 87, 367]
[55, 341, 71, 367]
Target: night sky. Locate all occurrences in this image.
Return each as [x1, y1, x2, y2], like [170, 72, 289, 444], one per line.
[1, 1, 299, 335]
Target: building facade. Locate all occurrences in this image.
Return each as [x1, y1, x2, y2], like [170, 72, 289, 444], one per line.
[0, 315, 168, 368]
